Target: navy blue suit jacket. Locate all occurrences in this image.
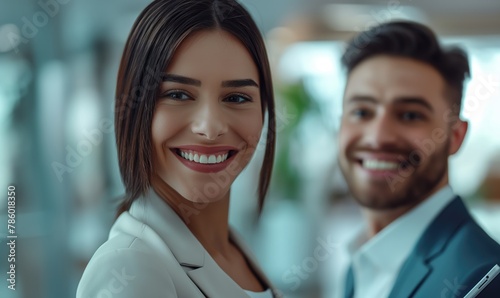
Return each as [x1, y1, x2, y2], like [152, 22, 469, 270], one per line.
[345, 197, 500, 298]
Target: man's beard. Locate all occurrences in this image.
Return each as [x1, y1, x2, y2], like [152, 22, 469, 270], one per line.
[341, 138, 450, 210]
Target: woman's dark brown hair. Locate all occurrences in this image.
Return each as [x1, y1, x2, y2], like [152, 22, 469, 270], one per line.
[115, 0, 275, 216]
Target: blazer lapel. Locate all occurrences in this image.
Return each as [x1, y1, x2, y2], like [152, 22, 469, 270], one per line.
[187, 253, 250, 298]
[185, 229, 282, 298]
[388, 197, 471, 298]
[230, 230, 283, 297]
[132, 188, 251, 297]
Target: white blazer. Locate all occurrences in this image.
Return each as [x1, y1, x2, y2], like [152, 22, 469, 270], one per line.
[76, 188, 281, 298]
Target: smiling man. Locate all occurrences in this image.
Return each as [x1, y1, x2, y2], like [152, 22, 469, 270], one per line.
[338, 21, 500, 298]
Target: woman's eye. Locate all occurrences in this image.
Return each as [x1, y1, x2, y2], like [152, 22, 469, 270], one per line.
[162, 91, 191, 101]
[224, 94, 252, 104]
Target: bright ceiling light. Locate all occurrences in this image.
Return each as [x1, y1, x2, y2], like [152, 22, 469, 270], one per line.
[322, 4, 428, 32]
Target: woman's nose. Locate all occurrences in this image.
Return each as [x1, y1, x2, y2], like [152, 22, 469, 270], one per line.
[190, 101, 228, 140]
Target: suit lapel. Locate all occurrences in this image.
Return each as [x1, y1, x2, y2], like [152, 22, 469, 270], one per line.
[387, 254, 431, 298]
[344, 265, 354, 298]
[388, 197, 471, 298]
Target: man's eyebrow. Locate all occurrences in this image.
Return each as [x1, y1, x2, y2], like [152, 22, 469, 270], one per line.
[393, 97, 434, 112]
[221, 79, 259, 88]
[162, 74, 201, 86]
[346, 95, 434, 112]
[346, 95, 378, 104]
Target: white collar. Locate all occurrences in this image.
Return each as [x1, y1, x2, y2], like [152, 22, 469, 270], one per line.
[348, 185, 456, 271]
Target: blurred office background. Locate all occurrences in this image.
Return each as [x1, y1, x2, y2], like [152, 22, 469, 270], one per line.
[0, 0, 499, 297]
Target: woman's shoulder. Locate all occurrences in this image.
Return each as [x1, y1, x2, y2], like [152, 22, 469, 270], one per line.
[76, 243, 178, 297]
[76, 212, 180, 297]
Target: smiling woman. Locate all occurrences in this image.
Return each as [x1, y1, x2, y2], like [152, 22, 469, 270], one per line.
[76, 1, 279, 297]
[151, 30, 265, 207]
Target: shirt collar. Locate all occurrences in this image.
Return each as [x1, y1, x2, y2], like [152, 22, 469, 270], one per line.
[348, 185, 456, 271]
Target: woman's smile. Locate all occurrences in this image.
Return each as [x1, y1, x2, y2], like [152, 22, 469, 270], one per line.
[170, 145, 239, 173]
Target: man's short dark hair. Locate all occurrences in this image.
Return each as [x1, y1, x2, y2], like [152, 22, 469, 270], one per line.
[341, 21, 470, 114]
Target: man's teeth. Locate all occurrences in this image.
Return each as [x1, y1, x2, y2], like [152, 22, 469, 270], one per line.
[362, 159, 399, 170]
[180, 150, 229, 164]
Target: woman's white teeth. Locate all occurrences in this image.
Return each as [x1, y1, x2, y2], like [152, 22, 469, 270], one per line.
[363, 159, 399, 170]
[180, 151, 229, 164]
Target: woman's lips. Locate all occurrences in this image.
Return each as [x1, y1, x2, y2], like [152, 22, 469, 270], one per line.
[170, 146, 239, 173]
[174, 148, 236, 164]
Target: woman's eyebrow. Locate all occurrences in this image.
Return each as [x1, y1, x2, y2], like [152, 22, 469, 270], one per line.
[162, 74, 258, 88]
[221, 79, 259, 88]
[162, 74, 201, 86]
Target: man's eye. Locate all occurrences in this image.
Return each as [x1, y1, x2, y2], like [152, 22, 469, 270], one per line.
[351, 109, 370, 118]
[162, 91, 191, 101]
[401, 111, 424, 121]
[224, 94, 252, 104]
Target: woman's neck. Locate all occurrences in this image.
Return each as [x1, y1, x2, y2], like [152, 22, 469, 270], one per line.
[151, 174, 233, 256]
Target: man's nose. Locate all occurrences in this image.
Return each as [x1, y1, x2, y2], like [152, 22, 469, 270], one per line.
[363, 113, 399, 148]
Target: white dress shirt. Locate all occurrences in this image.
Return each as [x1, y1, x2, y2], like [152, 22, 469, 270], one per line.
[347, 185, 456, 298]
